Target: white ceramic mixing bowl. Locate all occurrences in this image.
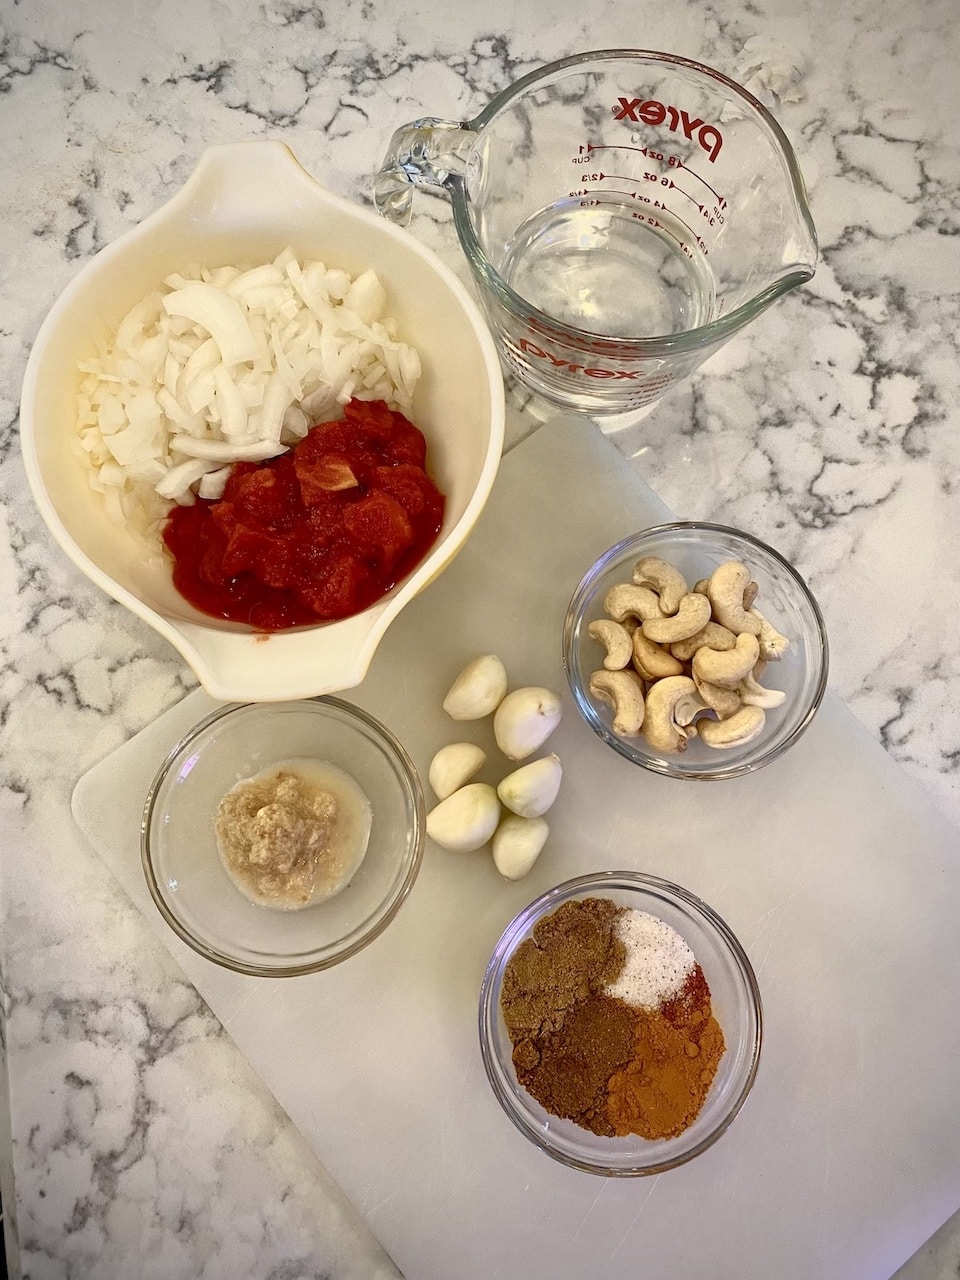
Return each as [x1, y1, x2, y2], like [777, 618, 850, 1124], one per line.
[20, 140, 505, 701]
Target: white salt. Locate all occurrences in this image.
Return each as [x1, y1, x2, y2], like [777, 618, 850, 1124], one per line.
[605, 909, 695, 1009]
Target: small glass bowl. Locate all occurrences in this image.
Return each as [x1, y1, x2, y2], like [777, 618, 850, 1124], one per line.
[478, 871, 762, 1175]
[141, 698, 424, 976]
[563, 522, 828, 779]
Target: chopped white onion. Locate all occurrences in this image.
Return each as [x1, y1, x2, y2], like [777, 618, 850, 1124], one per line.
[76, 247, 421, 545]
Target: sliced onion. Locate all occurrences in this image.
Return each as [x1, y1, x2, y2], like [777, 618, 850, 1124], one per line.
[77, 247, 421, 545]
[170, 435, 286, 463]
[161, 283, 259, 366]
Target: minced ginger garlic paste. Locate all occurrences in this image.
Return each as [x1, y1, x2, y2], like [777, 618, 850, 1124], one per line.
[214, 758, 372, 910]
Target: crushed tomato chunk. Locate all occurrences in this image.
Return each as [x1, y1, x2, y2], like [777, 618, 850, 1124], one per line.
[162, 399, 445, 629]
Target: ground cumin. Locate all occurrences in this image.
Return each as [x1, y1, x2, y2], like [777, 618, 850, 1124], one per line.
[501, 898, 634, 1136]
[500, 896, 625, 1039]
[500, 898, 726, 1143]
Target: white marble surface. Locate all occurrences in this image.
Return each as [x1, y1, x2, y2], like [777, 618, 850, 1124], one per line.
[1, 0, 958, 1277]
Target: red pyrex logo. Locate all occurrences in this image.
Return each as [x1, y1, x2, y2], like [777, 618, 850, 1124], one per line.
[613, 97, 723, 163]
[517, 339, 672, 389]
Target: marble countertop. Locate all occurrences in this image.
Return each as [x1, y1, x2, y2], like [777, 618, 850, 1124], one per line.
[1, 0, 958, 1277]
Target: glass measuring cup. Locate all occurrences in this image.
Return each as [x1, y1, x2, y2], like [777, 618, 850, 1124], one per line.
[376, 49, 817, 415]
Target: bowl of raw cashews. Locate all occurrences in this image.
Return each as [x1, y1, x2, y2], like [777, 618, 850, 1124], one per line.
[562, 523, 829, 780]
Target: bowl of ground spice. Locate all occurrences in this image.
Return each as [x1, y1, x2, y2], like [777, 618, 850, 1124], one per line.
[141, 697, 424, 975]
[478, 871, 762, 1174]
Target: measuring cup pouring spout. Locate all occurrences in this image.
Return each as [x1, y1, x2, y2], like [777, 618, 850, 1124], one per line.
[375, 49, 818, 416]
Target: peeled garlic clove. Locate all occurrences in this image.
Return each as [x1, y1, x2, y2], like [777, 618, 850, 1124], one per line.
[426, 783, 500, 852]
[428, 742, 487, 800]
[492, 815, 549, 880]
[497, 754, 562, 818]
[442, 655, 508, 721]
[493, 686, 562, 761]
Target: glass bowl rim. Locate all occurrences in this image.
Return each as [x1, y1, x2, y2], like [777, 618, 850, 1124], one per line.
[562, 520, 829, 780]
[140, 695, 425, 977]
[478, 868, 763, 1175]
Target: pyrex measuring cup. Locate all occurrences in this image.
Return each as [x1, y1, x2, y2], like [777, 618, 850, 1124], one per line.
[376, 49, 817, 415]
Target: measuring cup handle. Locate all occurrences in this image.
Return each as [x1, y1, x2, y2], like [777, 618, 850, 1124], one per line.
[374, 117, 475, 225]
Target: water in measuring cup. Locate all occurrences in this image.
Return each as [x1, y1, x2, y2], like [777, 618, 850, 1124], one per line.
[498, 196, 716, 339]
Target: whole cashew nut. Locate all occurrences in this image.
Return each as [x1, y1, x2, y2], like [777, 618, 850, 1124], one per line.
[693, 672, 742, 719]
[632, 629, 684, 681]
[603, 583, 664, 624]
[641, 592, 713, 645]
[642, 675, 700, 754]
[751, 607, 791, 661]
[669, 620, 737, 662]
[692, 632, 761, 688]
[706, 562, 762, 636]
[588, 668, 646, 736]
[588, 618, 633, 670]
[698, 704, 766, 748]
[632, 556, 689, 616]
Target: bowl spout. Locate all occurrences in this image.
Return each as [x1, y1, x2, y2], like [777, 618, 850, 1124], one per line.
[167, 609, 394, 704]
[168, 140, 328, 228]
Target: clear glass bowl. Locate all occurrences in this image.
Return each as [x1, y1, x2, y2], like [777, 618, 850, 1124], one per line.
[141, 698, 424, 976]
[562, 522, 828, 779]
[478, 871, 762, 1175]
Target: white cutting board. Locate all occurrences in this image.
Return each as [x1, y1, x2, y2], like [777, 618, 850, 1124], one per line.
[73, 417, 960, 1280]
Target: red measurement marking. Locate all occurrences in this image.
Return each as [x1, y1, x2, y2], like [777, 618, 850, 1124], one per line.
[584, 145, 727, 210]
[571, 187, 640, 200]
[655, 215, 705, 258]
[670, 210, 700, 242]
[667, 179, 700, 208]
[673, 158, 725, 205]
[658, 222, 684, 250]
[582, 142, 651, 157]
[578, 171, 641, 188]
